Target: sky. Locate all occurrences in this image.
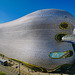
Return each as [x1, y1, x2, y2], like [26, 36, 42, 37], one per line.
[0, 0, 75, 23]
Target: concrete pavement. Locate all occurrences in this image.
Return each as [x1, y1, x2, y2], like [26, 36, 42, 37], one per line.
[0, 64, 17, 75]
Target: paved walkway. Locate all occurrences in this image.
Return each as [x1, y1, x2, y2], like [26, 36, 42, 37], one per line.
[0, 64, 17, 75]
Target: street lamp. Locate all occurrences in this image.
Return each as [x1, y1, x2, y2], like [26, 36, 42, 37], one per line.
[18, 62, 20, 75]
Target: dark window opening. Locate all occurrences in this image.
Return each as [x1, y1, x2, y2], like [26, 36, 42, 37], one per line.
[55, 33, 67, 42]
[59, 22, 69, 29]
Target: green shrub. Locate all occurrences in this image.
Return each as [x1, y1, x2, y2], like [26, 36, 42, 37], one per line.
[0, 54, 5, 57]
[0, 71, 6, 75]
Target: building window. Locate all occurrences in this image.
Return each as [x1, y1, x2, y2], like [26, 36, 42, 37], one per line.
[55, 33, 67, 42]
[59, 22, 69, 29]
[56, 64, 72, 72]
[49, 50, 73, 59]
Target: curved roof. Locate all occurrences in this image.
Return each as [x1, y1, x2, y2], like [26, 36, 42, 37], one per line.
[0, 9, 75, 27]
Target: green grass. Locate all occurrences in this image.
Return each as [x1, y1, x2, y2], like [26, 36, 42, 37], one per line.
[0, 71, 6, 75]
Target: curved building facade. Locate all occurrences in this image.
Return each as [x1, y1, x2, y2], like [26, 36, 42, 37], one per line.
[0, 9, 75, 72]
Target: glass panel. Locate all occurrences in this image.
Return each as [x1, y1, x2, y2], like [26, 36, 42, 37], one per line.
[50, 52, 65, 58]
[49, 50, 73, 59]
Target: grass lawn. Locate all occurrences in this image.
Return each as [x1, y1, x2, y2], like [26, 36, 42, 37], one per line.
[0, 71, 6, 75]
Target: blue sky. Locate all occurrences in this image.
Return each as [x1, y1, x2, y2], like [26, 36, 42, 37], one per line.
[0, 0, 75, 23]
